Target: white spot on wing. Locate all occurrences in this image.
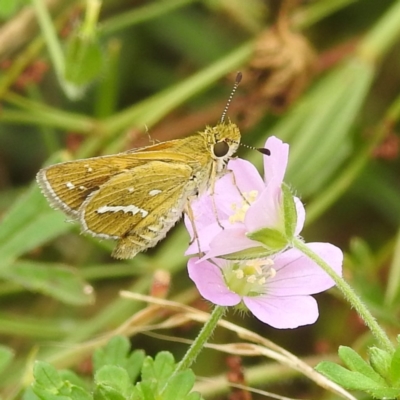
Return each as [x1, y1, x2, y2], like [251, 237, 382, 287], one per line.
[149, 189, 162, 196]
[148, 225, 161, 232]
[66, 182, 75, 189]
[97, 205, 148, 218]
[84, 164, 93, 173]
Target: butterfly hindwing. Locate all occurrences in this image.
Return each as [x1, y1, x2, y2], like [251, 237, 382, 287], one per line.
[79, 161, 194, 258]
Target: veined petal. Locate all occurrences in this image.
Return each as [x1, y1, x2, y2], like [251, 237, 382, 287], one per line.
[244, 295, 319, 329]
[263, 136, 289, 185]
[188, 258, 240, 306]
[225, 159, 265, 194]
[294, 197, 305, 235]
[185, 221, 224, 255]
[244, 178, 284, 232]
[205, 226, 260, 259]
[267, 243, 342, 296]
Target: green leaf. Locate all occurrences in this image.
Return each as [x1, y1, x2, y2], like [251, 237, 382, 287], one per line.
[284, 58, 374, 197]
[59, 384, 92, 400]
[95, 365, 134, 398]
[22, 386, 40, 400]
[64, 34, 103, 86]
[141, 352, 175, 386]
[163, 370, 198, 400]
[185, 393, 203, 400]
[316, 361, 386, 391]
[59, 370, 89, 392]
[0, 261, 94, 305]
[367, 387, 400, 399]
[33, 361, 63, 390]
[93, 336, 130, 370]
[133, 381, 156, 400]
[389, 343, 400, 385]
[126, 349, 146, 383]
[338, 346, 386, 385]
[369, 347, 391, 381]
[93, 336, 144, 382]
[0, 182, 70, 268]
[0, 345, 14, 375]
[32, 361, 92, 400]
[94, 385, 126, 400]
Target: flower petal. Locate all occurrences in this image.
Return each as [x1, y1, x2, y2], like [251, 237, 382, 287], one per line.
[244, 295, 319, 329]
[267, 243, 343, 296]
[187, 258, 240, 306]
[185, 159, 265, 250]
[225, 159, 265, 194]
[185, 221, 224, 255]
[205, 226, 260, 259]
[244, 178, 284, 232]
[263, 136, 289, 185]
[294, 197, 305, 235]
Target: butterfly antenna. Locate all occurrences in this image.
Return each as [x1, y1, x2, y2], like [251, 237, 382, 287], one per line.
[220, 72, 242, 123]
[220, 72, 271, 156]
[240, 142, 271, 156]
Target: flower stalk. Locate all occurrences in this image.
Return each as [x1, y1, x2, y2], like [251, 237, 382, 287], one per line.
[175, 305, 226, 373]
[292, 237, 394, 353]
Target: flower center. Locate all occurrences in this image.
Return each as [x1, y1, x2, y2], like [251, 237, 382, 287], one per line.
[223, 259, 276, 297]
[229, 190, 258, 224]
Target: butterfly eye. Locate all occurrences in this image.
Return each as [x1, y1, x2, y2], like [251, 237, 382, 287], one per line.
[213, 141, 229, 157]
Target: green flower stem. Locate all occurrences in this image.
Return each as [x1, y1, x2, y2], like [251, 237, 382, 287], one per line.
[292, 237, 394, 353]
[160, 305, 226, 396]
[176, 305, 226, 372]
[161, 305, 226, 393]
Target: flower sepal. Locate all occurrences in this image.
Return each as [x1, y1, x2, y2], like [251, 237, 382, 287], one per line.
[282, 184, 298, 238]
[218, 245, 281, 260]
[246, 228, 288, 253]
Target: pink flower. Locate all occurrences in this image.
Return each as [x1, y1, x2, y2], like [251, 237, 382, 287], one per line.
[185, 136, 305, 259]
[188, 243, 342, 329]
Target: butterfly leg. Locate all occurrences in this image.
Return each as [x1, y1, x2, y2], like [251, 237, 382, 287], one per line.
[224, 168, 251, 206]
[185, 201, 204, 257]
[144, 125, 160, 145]
[209, 163, 226, 230]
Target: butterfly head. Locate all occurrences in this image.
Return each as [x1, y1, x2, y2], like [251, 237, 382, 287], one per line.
[204, 120, 241, 163]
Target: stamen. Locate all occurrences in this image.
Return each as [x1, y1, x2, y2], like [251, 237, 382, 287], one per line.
[228, 190, 259, 223]
[235, 269, 244, 279]
[223, 258, 277, 298]
[258, 277, 266, 285]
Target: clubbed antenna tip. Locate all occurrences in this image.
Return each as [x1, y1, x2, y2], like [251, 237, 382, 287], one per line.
[257, 147, 271, 156]
[239, 143, 271, 156]
[235, 71, 242, 84]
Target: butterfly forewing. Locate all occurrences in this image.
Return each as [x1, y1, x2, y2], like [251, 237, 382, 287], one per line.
[36, 122, 241, 258]
[37, 155, 144, 217]
[37, 139, 201, 218]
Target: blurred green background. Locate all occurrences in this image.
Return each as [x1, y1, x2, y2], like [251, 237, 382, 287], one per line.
[0, 0, 400, 398]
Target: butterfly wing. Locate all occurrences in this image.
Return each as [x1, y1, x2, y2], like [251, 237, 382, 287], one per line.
[36, 141, 199, 219]
[79, 161, 194, 259]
